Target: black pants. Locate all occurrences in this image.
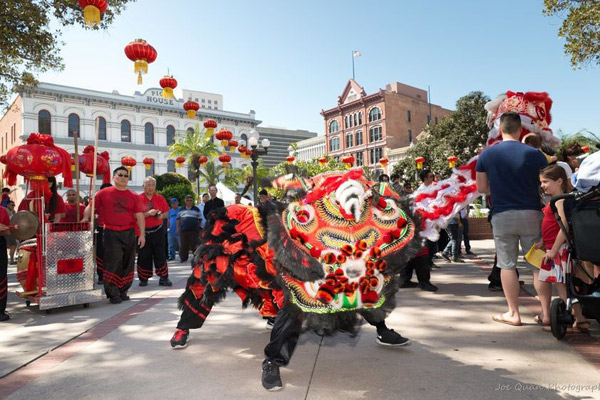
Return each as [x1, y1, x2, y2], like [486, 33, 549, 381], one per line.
[179, 230, 199, 262]
[137, 225, 168, 281]
[426, 240, 437, 267]
[95, 227, 105, 281]
[400, 253, 431, 284]
[461, 216, 471, 253]
[0, 237, 7, 313]
[101, 229, 137, 299]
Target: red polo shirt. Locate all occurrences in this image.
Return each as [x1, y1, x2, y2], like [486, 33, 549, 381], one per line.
[63, 203, 86, 223]
[94, 187, 143, 231]
[139, 192, 169, 229]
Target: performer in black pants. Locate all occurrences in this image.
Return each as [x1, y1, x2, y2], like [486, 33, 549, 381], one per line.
[0, 206, 12, 321]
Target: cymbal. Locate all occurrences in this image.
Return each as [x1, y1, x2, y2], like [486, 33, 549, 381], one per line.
[10, 211, 39, 240]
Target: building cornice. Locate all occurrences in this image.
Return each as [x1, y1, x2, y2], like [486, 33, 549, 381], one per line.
[321, 92, 385, 118]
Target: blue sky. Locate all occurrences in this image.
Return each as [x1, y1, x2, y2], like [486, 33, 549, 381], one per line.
[40, 0, 598, 138]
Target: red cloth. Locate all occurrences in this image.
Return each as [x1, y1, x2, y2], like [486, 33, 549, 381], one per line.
[541, 203, 560, 250]
[139, 193, 169, 229]
[18, 191, 65, 222]
[63, 203, 86, 223]
[94, 187, 143, 231]
[0, 206, 9, 226]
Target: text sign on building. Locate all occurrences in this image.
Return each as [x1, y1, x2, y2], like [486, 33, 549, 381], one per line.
[140, 89, 178, 107]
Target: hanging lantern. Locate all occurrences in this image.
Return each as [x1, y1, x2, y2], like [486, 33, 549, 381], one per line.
[218, 153, 231, 168]
[228, 140, 239, 152]
[199, 156, 209, 167]
[216, 129, 232, 147]
[414, 156, 425, 170]
[121, 156, 137, 172]
[245, 149, 252, 160]
[175, 156, 186, 168]
[204, 120, 217, 137]
[78, 0, 108, 27]
[342, 156, 355, 168]
[159, 75, 178, 99]
[379, 157, 389, 168]
[78, 146, 111, 184]
[447, 156, 458, 169]
[1, 133, 73, 193]
[124, 39, 157, 85]
[318, 156, 328, 166]
[183, 100, 200, 119]
[71, 157, 76, 172]
[143, 157, 154, 170]
[286, 156, 295, 165]
[238, 145, 247, 158]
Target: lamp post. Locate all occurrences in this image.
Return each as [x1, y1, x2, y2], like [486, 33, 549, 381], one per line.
[247, 129, 270, 205]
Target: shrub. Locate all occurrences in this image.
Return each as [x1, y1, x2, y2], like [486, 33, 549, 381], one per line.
[158, 183, 196, 204]
[154, 172, 190, 191]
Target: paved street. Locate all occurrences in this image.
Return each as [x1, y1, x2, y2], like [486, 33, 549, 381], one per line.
[1, 239, 599, 400]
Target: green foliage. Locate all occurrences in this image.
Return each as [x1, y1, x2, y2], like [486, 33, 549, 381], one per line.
[543, 0, 600, 68]
[557, 129, 600, 157]
[0, 0, 134, 106]
[392, 91, 490, 187]
[153, 172, 190, 191]
[158, 183, 195, 205]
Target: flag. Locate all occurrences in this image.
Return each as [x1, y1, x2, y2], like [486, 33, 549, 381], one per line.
[353, 51, 361, 58]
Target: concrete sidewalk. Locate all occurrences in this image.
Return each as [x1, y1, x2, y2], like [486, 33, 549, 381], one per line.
[1, 240, 599, 399]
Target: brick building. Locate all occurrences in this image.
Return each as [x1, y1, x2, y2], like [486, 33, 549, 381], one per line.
[321, 80, 452, 168]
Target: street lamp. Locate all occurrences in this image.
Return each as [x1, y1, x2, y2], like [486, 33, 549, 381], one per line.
[248, 129, 270, 205]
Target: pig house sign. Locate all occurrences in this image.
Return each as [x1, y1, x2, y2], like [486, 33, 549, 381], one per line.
[135, 89, 179, 108]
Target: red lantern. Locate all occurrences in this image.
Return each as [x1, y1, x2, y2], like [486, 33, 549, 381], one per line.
[238, 145, 247, 159]
[124, 39, 157, 85]
[183, 100, 200, 119]
[204, 120, 217, 137]
[379, 157, 388, 167]
[71, 157, 76, 172]
[286, 156, 295, 165]
[245, 149, 253, 159]
[0, 133, 73, 193]
[216, 129, 233, 147]
[414, 156, 425, 170]
[78, 0, 107, 27]
[228, 140, 239, 152]
[447, 156, 458, 169]
[198, 156, 209, 167]
[582, 145, 590, 153]
[342, 156, 355, 168]
[159, 75, 178, 99]
[121, 156, 137, 172]
[318, 156, 328, 166]
[78, 146, 111, 184]
[143, 157, 154, 170]
[218, 153, 231, 168]
[175, 156, 186, 168]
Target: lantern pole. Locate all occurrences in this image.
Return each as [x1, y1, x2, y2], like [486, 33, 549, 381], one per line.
[90, 118, 99, 239]
[73, 128, 81, 221]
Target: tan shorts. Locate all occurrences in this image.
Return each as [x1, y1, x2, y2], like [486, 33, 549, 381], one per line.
[491, 210, 543, 270]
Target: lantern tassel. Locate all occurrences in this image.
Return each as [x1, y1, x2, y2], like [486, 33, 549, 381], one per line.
[162, 87, 174, 99]
[137, 73, 143, 85]
[83, 5, 101, 27]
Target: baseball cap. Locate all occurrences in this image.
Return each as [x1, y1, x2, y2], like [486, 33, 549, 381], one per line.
[170, 197, 179, 203]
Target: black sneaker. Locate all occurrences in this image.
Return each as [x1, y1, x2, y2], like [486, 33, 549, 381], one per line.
[488, 283, 503, 292]
[399, 281, 419, 288]
[120, 294, 130, 301]
[170, 328, 189, 349]
[466, 250, 475, 255]
[109, 296, 123, 304]
[159, 278, 173, 286]
[419, 282, 438, 292]
[265, 317, 275, 330]
[0, 312, 10, 322]
[261, 360, 283, 391]
[139, 280, 148, 287]
[376, 328, 410, 347]
[452, 258, 465, 263]
[441, 253, 452, 262]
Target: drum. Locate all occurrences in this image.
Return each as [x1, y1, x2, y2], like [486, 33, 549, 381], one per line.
[15, 238, 38, 293]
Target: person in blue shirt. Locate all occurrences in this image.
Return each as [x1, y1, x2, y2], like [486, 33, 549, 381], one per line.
[167, 198, 181, 261]
[177, 195, 202, 263]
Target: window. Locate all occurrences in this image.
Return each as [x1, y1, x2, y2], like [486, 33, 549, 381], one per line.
[358, 111, 362, 125]
[144, 123, 154, 144]
[208, 100, 212, 104]
[145, 162, 155, 177]
[408, 129, 412, 143]
[345, 115, 349, 129]
[201, 99, 205, 103]
[240, 133, 248, 145]
[407, 110, 411, 122]
[329, 136, 340, 152]
[38, 110, 51, 135]
[215, 101, 218, 105]
[346, 132, 353, 148]
[195, 98, 199, 102]
[368, 107, 381, 122]
[166, 125, 176, 146]
[167, 159, 176, 172]
[68, 113, 80, 138]
[187, 127, 194, 135]
[96, 117, 106, 140]
[356, 152, 364, 166]
[353, 113, 358, 126]
[328, 120, 339, 133]
[369, 147, 383, 165]
[121, 120, 131, 142]
[427, 115, 431, 124]
[435, 116, 438, 125]
[369, 126, 382, 142]
[355, 130, 363, 146]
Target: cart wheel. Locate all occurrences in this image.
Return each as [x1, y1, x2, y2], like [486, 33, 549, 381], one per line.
[45, 309, 51, 315]
[83, 303, 89, 309]
[25, 301, 31, 307]
[550, 298, 567, 340]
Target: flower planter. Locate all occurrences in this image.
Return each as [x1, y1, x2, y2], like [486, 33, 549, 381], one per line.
[468, 217, 493, 240]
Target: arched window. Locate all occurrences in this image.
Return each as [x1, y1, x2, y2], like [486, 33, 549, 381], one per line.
[369, 126, 382, 142]
[144, 122, 154, 144]
[345, 131, 353, 148]
[96, 117, 106, 140]
[166, 125, 176, 146]
[368, 107, 382, 122]
[328, 120, 339, 133]
[355, 130, 363, 146]
[68, 113, 80, 138]
[167, 159, 175, 172]
[121, 120, 131, 142]
[187, 127, 194, 135]
[344, 116, 349, 129]
[240, 133, 248, 145]
[38, 110, 51, 135]
[358, 112, 363, 125]
[329, 136, 340, 152]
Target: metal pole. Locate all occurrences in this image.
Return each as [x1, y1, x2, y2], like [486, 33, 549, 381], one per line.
[352, 51, 355, 80]
[73, 129, 80, 221]
[252, 156, 258, 206]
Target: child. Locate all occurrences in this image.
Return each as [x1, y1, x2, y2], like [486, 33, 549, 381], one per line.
[522, 133, 557, 164]
[534, 165, 589, 331]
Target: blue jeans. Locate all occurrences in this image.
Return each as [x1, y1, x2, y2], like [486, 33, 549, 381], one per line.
[443, 224, 461, 260]
[168, 231, 180, 260]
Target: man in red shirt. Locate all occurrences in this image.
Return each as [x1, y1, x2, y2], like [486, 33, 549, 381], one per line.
[137, 177, 171, 287]
[83, 167, 145, 304]
[19, 177, 65, 223]
[63, 189, 86, 223]
[0, 206, 12, 321]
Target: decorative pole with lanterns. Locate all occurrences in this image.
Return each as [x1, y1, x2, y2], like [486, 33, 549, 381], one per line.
[247, 129, 270, 205]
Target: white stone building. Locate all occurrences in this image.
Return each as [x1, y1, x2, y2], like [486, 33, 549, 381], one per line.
[289, 135, 325, 161]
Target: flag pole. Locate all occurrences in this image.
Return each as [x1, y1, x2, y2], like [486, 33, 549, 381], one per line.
[352, 51, 355, 80]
